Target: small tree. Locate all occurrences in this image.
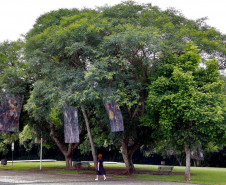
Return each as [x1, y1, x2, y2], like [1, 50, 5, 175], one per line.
[144, 44, 226, 181]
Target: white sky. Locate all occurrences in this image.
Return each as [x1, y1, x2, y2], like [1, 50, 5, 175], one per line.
[0, 0, 226, 42]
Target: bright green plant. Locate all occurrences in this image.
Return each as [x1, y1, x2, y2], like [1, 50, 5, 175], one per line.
[143, 44, 226, 181]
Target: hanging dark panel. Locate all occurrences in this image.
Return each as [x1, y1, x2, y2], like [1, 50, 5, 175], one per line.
[104, 101, 124, 132]
[0, 94, 24, 133]
[64, 106, 79, 143]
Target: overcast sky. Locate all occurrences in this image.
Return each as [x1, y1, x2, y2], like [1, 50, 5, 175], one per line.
[0, 0, 225, 42]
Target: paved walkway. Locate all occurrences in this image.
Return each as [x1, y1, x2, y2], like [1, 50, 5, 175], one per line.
[0, 169, 199, 185]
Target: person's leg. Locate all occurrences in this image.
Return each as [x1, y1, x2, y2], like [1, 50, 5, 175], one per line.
[103, 175, 106, 180]
[95, 175, 98, 180]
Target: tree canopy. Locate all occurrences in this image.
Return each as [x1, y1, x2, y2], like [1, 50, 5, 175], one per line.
[143, 44, 225, 180]
[0, 1, 224, 178]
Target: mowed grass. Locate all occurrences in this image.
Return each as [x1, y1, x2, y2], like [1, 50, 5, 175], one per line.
[0, 161, 226, 185]
[134, 164, 226, 185]
[0, 161, 66, 170]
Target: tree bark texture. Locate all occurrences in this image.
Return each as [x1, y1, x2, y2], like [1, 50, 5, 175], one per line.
[121, 138, 140, 175]
[185, 145, 191, 181]
[65, 154, 72, 168]
[80, 104, 98, 170]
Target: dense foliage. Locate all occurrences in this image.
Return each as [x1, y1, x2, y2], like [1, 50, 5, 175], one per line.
[0, 1, 225, 179]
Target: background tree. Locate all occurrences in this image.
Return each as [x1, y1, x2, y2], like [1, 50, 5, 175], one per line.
[0, 40, 32, 158]
[0, 133, 18, 158]
[0, 40, 28, 94]
[142, 140, 186, 166]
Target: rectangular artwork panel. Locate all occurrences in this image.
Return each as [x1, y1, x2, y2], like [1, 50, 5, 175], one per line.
[0, 94, 24, 133]
[104, 101, 124, 132]
[64, 106, 79, 143]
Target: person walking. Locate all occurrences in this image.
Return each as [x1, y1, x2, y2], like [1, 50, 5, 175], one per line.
[95, 154, 106, 181]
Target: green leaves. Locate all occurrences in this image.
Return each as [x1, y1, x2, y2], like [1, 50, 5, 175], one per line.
[0, 40, 28, 94]
[145, 44, 225, 147]
[21, 2, 226, 159]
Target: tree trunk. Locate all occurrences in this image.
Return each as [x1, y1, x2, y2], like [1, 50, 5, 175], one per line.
[122, 138, 134, 175]
[65, 143, 77, 169]
[121, 138, 139, 175]
[193, 159, 197, 167]
[179, 161, 183, 166]
[176, 156, 183, 166]
[185, 145, 191, 181]
[65, 155, 73, 168]
[196, 160, 201, 167]
[80, 104, 98, 170]
[48, 121, 78, 169]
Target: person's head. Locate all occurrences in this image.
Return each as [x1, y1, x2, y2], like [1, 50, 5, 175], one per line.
[98, 154, 103, 159]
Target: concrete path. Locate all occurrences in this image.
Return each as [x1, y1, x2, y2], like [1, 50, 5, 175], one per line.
[0, 169, 199, 185]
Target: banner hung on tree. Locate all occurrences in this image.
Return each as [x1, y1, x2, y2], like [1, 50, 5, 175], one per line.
[0, 94, 24, 133]
[64, 106, 79, 143]
[104, 101, 124, 132]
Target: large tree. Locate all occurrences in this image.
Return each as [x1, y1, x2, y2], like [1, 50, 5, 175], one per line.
[83, 2, 226, 174]
[24, 1, 226, 174]
[143, 44, 226, 181]
[24, 8, 107, 168]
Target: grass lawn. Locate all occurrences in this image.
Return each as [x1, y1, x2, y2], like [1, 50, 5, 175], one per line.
[134, 164, 226, 185]
[0, 161, 225, 185]
[0, 161, 66, 171]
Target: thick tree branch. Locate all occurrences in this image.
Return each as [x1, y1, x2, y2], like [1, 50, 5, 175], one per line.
[47, 120, 67, 156]
[128, 144, 140, 156]
[127, 105, 132, 118]
[80, 103, 98, 170]
[132, 96, 145, 118]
